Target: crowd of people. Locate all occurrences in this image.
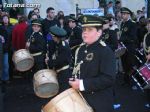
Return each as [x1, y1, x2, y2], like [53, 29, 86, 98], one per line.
[0, 0, 150, 112]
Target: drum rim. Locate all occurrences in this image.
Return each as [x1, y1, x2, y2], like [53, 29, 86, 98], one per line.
[34, 69, 57, 77]
[12, 49, 30, 59]
[35, 88, 59, 98]
[139, 63, 150, 71]
[15, 59, 34, 72]
[42, 88, 75, 111]
[14, 49, 29, 53]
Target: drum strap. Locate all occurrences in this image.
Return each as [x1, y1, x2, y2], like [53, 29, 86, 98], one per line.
[31, 52, 42, 57]
[56, 65, 69, 73]
[71, 45, 80, 50]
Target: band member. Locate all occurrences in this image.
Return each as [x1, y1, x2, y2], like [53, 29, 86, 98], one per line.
[69, 15, 116, 112]
[143, 19, 150, 107]
[120, 7, 138, 85]
[68, 16, 82, 58]
[45, 26, 72, 93]
[26, 19, 46, 73]
[102, 16, 118, 52]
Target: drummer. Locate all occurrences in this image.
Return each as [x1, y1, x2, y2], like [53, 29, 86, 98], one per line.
[119, 7, 138, 86]
[45, 26, 72, 93]
[69, 15, 116, 112]
[143, 18, 150, 108]
[26, 19, 46, 73]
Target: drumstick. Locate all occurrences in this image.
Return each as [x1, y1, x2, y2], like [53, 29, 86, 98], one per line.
[46, 53, 49, 69]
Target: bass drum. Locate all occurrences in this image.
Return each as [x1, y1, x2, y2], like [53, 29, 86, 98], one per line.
[42, 88, 94, 112]
[12, 49, 34, 72]
[33, 69, 59, 98]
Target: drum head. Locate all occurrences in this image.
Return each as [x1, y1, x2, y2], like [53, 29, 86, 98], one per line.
[16, 58, 34, 72]
[42, 88, 94, 112]
[34, 83, 59, 98]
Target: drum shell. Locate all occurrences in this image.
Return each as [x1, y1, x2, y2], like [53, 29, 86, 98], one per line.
[42, 88, 94, 112]
[33, 69, 59, 98]
[115, 43, 126, 58]
[132, 63, 150, 89]
[12, 49, 34, 72]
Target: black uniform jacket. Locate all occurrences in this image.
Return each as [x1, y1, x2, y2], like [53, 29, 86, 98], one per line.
[48, 41, 72, 92]
[103, 29, 118, 51]
[75, 39, 116, 112]
[120, 19, 137, 53]
[69, 26, 82, 48]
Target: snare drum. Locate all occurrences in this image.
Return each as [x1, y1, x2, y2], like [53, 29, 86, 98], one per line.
[115, 42, 126, 58]
[132, 63, 150, 90]
[42, 88, 93, 112]
[12, 49, 34, 72]
[134, 48, 146, 66]
[33, 69, 59, 98]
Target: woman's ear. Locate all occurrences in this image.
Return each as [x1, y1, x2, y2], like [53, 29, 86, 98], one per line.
[97, 29, 102, 37]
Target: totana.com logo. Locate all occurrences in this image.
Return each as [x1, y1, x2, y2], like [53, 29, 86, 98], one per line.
[3, 3, 41, 8]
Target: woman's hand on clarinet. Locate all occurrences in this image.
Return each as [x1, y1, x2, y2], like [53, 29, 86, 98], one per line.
[69, 78, 80, 90]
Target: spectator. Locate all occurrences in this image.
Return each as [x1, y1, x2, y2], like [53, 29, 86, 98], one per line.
[12, 15, 28, 51]
[0, 33, 3, 80]
[42, 7, 58, 37]
[28, 10, 34, 20]
[9, 8, 19, 25]
[29, 13, 38, 23]
[136, 10, 143, 22]
[56, 11, 64, 19]
[57, 16, 70, 35]
[9, 7, 19, 19]
[33, 8, 42, 20]
[0, 14, 13, 82]
[142, 7, 147, 18]
[0, 18, 9, 83]
[107, 1, 115, 17]
[0, 32, 3, 112]
[114, 1, 122, 17]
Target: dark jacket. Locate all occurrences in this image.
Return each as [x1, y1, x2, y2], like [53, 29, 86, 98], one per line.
[136, 23, 147, 48]
[120, 19, 137, 53]
[0, 24, 13, 53]
[28, 32, 47, 72]
[75, 39, 116, 112]
[0, 39, 3, 76]
[48, 41, 72, 92]
[69, 26, 82, 48]
[29, 32, 46, 54]
[103, 29, 118, 51]
[42, 18, 58, 37]
[0, 26, 8, 53]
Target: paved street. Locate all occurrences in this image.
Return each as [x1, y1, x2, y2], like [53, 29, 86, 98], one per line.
[2, 74, 150, 112]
